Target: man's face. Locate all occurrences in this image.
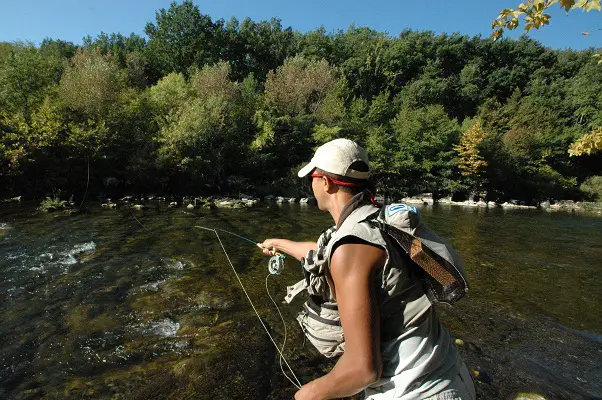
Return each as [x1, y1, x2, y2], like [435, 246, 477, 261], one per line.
[311, 172, 328, 211]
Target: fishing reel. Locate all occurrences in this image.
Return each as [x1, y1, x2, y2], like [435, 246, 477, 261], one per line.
[268, 253, 286, 275]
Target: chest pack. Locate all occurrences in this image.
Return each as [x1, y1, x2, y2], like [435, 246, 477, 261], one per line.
[287, 203, 468, 358]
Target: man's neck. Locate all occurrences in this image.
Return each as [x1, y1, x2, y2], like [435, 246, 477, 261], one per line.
[329, 192, 355, 226]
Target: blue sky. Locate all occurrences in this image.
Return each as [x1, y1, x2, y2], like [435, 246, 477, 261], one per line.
[1, 0, 601, 50]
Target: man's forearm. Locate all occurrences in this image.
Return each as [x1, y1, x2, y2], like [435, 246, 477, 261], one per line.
[296, 353, 380, 399]
[275, 240, 316, 261]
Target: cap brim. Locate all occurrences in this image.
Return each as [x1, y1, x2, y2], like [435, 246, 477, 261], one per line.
[297, 161, 315, 178]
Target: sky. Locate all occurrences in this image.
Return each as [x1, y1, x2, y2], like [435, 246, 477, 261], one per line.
[0, 0, 601, 50]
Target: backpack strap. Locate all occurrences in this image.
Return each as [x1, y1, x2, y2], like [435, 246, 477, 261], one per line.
[367, 205, 468, 305]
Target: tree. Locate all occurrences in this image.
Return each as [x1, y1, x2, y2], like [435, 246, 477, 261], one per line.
[391, 104, 462, 196]
[492, 1, 602, 158]
[455, 120, 489, 194]
[263, 56, 340, 117]
[144, 0, 218, 77]
[0, 44, 56, 123]
[148, 71, 191, 119]
[154, 62, 257, 192]
[227, 17, 298, 81]
[58, 49, 124, 117]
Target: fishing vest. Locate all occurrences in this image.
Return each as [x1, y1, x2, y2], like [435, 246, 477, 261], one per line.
[286, 192, 468, 363]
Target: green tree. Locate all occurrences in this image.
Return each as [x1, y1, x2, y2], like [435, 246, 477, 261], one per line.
[263, 56, 340, 117]
[148, 71, 191, 119]
[58, 49, 125, 117]
[144, 0, 218, 77]
[154, 62, 257, 192]
[0, 44, 56, 123]
[391, 104, 461, 196]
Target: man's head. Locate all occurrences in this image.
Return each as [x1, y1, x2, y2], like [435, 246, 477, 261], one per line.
[298, 139, 372, 209]
[298, 138, 371, 182]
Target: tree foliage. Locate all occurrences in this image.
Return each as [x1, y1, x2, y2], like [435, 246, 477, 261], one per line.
[264, 56, 340, 117]
[0, 44, 56, 122]
[1, 4, 602, 202]
[492, 0, 601, 40]
[569, 127, 602, 155]
[58, 49, 124, 117]
[455, 120, 489, 192]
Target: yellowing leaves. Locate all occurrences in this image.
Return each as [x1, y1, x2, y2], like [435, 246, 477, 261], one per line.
[492, 0, 601, 39]
[454, 121, 489, 189]
[568, 127, 602, 156]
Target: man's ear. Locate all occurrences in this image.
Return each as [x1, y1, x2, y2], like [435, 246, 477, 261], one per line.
[324, 176, 337, 194]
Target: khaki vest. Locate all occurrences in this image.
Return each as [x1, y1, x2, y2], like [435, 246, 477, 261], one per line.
[290, 193, 463, 398]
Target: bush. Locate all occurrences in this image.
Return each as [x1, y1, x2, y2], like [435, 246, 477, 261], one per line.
[38, 198, 67, 212]
[580, 176, 602, 201]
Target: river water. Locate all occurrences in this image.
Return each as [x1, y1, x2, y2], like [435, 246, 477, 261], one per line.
[0, 202, 601, 399]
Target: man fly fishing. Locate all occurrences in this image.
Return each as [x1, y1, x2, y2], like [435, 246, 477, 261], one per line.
[259, 138, 476, 400]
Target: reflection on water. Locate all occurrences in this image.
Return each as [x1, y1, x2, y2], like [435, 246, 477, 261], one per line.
[0, 202, 601, 399]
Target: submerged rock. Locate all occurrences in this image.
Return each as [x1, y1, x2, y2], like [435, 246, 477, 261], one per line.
[514, 393, 547, 400]
[192, 291, 235, 311]
[141, 318, 180, 338]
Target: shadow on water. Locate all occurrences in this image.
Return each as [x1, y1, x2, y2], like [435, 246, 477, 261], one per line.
[0, 201, 600, 399]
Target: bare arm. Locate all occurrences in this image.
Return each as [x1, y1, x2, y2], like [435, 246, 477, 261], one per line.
[257, 238, 317, 261]
[295, 242, 385, 400]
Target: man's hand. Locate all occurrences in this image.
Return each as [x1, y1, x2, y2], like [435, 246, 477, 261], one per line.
[257, 239, 317, 261]
[257, 239, 281, 256]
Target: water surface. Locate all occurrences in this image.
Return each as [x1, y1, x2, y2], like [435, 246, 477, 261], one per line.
[1, 202, 600, 399]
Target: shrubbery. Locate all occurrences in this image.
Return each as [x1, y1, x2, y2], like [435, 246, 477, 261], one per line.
[580, 176, 602, 201]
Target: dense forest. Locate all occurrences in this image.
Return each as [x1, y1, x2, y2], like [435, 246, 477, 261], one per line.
[1, 1, 601, 203]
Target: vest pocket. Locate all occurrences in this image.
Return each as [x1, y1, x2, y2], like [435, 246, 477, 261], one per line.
[296, 298, 345, 358]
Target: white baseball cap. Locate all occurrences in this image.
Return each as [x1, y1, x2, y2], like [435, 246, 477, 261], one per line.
[297, 138, 371, 180]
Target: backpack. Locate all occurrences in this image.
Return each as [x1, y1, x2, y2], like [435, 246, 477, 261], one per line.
[368, 204, 468, 305]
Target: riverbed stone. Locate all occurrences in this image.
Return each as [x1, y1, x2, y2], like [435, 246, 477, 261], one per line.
[2, 195, 21, 203]
[514, 393, 547, 400]
[402, 193, 433, 205]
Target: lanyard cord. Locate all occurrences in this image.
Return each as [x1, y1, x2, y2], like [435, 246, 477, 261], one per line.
[209, 228, 302, 389]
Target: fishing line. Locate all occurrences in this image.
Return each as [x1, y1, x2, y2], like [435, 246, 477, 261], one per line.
[133, 216, 148, 230]
[195, 225, 302, 389]
[265, 273, 301, 388]
[78, 156, 90, 209]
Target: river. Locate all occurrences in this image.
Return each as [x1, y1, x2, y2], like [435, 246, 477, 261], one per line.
[1, 201, 601, 399]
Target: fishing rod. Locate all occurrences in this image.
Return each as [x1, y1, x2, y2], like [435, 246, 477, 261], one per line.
[195, 226, 286, 275]
[194, 225, 302, 389]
